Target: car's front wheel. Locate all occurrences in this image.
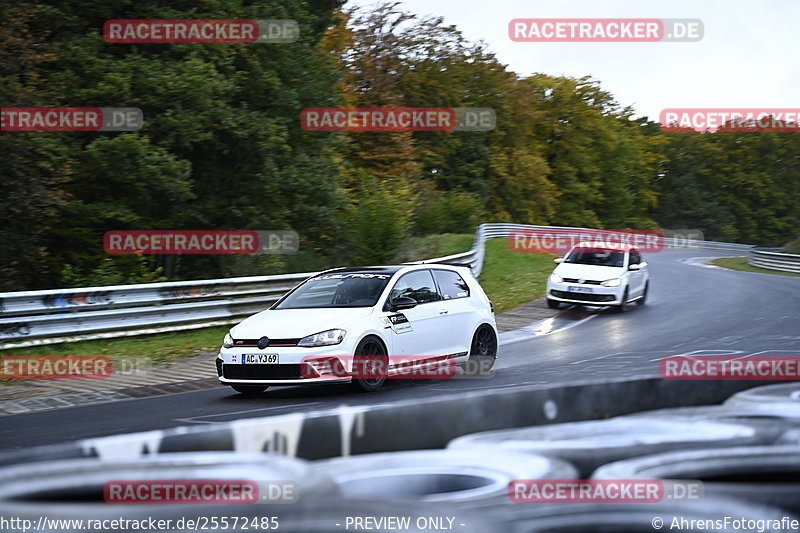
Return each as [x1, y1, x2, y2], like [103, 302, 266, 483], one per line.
[352, 336, 388, 393]
[547, 298, 561, 309]
[231, 385, 268, 396]
[465, 325, 498, 376]
[614, 287, 630, 313]
[636, 282, 649, 306]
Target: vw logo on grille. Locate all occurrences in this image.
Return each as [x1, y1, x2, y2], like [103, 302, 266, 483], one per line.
[578, 279, 585, 284]
[257, 336, 270, 350]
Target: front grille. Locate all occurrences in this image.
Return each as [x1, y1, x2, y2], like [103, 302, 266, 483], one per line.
[550, 290, 615, 302]
[232, 338, 301, 348]
[222, 364, 303, 380]
[562, 278, 602, 285]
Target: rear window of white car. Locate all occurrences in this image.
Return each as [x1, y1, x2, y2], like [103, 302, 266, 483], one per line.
[433, 269, 470, 300]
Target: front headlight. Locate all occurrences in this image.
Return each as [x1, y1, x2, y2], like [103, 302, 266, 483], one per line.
[601, 278, 621, 287]
[550, 273, 563, 283]
[223, 331, 234, 348]
[298, 329, 346, 347]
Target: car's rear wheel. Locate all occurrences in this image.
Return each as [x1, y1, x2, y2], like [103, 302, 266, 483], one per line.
[547, 298, 561, 309]
[465, 325, 498, 376]
[352, 336, 388, 393]
[636, 282, 649, 306]
[231, 385, 268, 395]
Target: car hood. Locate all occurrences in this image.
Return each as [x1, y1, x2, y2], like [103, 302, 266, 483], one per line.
[554, 263, 625, 281]
[231, 307, 375, 340]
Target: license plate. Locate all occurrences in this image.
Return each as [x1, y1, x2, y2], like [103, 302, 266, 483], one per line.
[242, 353, 278, 364]
[567, 286, 594, 293]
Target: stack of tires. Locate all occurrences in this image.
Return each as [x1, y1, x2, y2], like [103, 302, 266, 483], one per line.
[3, 384, 800, 532]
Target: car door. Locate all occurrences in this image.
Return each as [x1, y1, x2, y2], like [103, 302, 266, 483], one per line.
[431, 269, 473, 359]
[382, 269, 448, 360]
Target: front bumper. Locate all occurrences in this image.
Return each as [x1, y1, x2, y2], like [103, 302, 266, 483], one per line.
[547, 281, 623, 306]
[216, 344, 356, 385]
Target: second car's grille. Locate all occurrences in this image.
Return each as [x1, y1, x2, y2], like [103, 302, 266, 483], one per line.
[222, 364, 303, 380]
[232, 338, 301, 347]
[562, 278, 602, 285]
[550, 290, 615, 302]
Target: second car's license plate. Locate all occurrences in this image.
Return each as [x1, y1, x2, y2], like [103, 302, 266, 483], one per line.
[568, 286, 594, 293]
[242, 353, 278, 364]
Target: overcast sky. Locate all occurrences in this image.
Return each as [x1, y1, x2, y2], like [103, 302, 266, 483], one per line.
[347, 0, 800, 122]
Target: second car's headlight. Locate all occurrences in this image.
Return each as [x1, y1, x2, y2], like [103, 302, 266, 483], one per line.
[550, 273, 563, 283]
[298, 329, 346, 347]
[601, 278, 621, 287]
[223, 331, 234, 348]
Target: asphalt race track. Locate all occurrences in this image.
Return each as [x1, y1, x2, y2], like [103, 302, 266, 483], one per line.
[2, 249, 798, 449]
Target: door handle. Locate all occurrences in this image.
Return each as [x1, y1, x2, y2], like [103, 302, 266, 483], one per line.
[439, 309, 449, 315]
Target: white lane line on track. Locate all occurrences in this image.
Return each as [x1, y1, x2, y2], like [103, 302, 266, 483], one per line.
[648, 349, 747, 363]
[499, 313, 599, 346]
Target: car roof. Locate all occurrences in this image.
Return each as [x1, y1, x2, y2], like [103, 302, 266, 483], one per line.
[319, 263, 470, 277]
[572, 241, 638, 252]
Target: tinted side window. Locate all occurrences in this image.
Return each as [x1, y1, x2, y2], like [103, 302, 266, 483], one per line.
[389, 270, 440, 304]
[630, 250, 641, 265]
[433, 270, 470, 300]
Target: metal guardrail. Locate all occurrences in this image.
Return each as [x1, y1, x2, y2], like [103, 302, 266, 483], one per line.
[0, 224, 754, 349]
[749, 248, 800, 273]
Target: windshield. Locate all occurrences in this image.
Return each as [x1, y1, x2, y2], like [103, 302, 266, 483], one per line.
[274, 273, 392, 309]
[564, 248, 626, 268]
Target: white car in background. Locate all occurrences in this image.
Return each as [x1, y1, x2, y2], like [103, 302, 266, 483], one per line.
[546, 242, 650, 312]
[216, 263, 498, 395]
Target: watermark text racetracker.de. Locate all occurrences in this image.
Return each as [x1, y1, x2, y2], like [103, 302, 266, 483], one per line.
[0, 356, 111, 379]
[660, 356, 800, 380]
[103, 230, 299, 255]
[660, 108, 800, 132]
[1, 108, 142, 132]
[104, 480, 297, 504]
[509, 18, 703, 42]
[300, 107, 496, 132]
[103, 19, 298, 43]
[509, 229, 705, 254]
[509, 479, 703, 503]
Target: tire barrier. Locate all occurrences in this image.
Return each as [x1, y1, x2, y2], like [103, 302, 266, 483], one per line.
[593, 446, 800, 514]
[0, 452, 336, 517]
[0, 378, 771, 468]
[447, 418, 766, 477]
[311, 450, 577, 504]
[497, 498, 795, 533]
[616, 405, 800, 443]
[724, 383, 800, 416]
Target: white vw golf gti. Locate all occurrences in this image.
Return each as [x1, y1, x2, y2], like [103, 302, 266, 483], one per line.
[217, 263, 498, 394]
[546, 242, 650, 311]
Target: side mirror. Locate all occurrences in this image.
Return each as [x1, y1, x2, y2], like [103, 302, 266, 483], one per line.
[628, 263, 642, 271]
[553, 258, 563, 264]
[390, 296, 418, 312]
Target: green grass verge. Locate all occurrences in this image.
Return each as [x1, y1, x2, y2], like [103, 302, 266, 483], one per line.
[2, 234, 553, 363]
[3, 326, 230, 363]
[712, 256, 800, 278]
[478, 238, 555, 313]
